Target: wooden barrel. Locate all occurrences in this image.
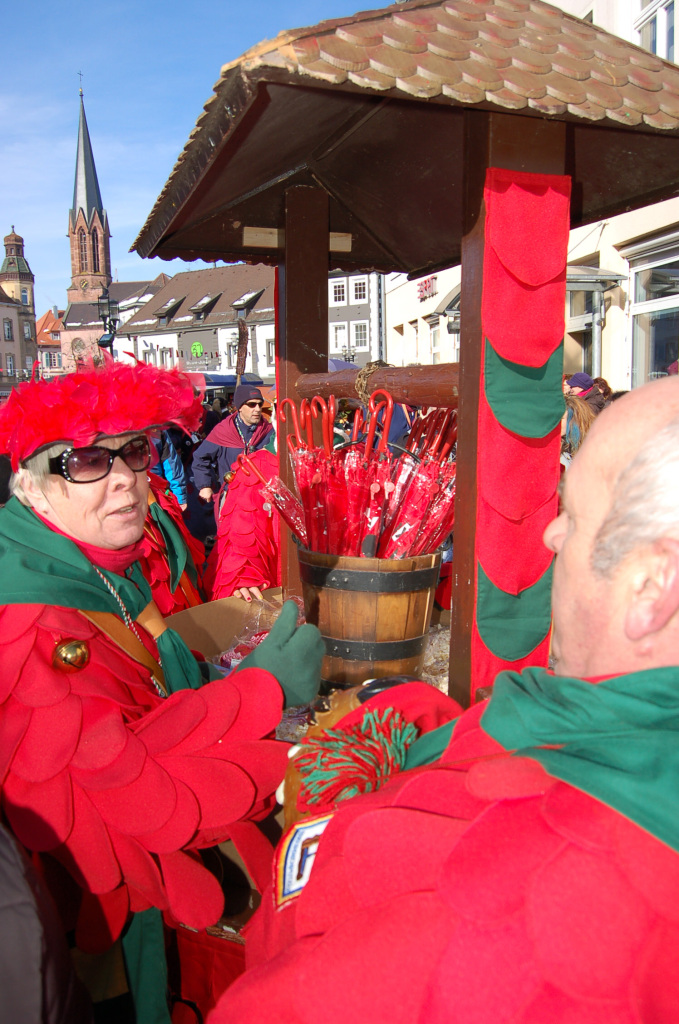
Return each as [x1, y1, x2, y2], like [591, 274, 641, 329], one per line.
[298, 549, 441, 688]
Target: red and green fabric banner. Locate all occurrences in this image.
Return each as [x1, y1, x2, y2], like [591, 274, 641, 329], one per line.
[471, 168, 570, 701]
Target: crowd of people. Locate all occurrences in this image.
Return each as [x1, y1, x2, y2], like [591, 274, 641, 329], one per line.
[0, 356, 678, 1023]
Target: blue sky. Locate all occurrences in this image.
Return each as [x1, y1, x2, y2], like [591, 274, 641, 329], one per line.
[1, 0, 364, 315]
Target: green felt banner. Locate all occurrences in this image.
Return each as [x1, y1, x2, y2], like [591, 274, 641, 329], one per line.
[476, 560, 553, 661]
[484, 339, 565, 438]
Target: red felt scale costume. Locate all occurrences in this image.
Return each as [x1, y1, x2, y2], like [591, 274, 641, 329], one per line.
[205, 449, 281, 600]
[211, 682, 679, 1024]
[0, 603, 287, 947]
[0, 359, 299, 1020]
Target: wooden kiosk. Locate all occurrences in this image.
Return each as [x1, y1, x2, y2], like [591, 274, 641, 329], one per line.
[134, 0, 679, 705]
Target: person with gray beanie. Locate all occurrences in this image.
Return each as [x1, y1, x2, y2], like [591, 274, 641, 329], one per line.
[191, 384, 273, 514]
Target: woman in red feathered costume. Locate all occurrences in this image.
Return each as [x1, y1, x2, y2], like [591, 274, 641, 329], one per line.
[204, 448, 281, 602]
[0, 359, 323, 1023]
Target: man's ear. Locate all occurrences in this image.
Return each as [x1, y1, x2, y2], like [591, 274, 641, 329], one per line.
[625, 538, 679, 640]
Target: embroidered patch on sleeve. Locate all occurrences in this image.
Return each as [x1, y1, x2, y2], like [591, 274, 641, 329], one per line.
[274, 814, 333, 908]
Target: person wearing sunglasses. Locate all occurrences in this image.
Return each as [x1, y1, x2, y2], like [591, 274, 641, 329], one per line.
[0, 359, 323, 1023]
[191, 383, 273, 517]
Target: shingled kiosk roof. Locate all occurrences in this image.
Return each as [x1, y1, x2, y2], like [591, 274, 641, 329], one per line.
[134, 0, 679, 276]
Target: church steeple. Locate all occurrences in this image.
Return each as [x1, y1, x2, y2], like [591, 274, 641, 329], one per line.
[67, 90, 112, 303]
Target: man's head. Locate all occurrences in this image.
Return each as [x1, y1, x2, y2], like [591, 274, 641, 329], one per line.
[565, 371, 594, 395]
[234, 384, 264, 427]
[544, 376, 679, 678]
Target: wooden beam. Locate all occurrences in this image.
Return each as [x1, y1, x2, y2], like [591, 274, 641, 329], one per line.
[449, 111, 567, 708]
[277, 186, 330, 599]
[243, 227, 352, 252]
[295, 363, 459, 407]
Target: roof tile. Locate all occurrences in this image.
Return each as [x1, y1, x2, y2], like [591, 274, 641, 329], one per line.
[318, 36, 370, 71]
[337, 21, 385, 47]
[511, 44, 552, 73]
[543, 69, 587, 104]
[460, 57, 504, 88]
[524, 8, 563, 32]
[592, 38, 631, 66]
[660, 67, 679, 96]
[292, 37, 321, 65]
[393, 9, 440, 31]
[628, 49, 665, 72]
[487, 7, 526, 28]
[643, 108, 679, 129]
[396, 73, 443, 97]
[518, 27, 559, 54]
[442, 78, 486, 103]
[479, 22, 521, 45]
[427, 30, 471, 60]
[381, 23, 429, 53]
[299, 58, 348, 83]
[590, 61, 629, 87]
[657, 90, 679, 117]
[368, 43, 417, 77]
[528, 92, 567, 114]
[468, 39, 513, 68]
[416, 50, 465, 84]
[491, 86, 529, 109]
[556, 35, 595, 60]
[583, 77, 623, 109]
[621, 82, 660, 114]
[444, 1, 488, 21]
[568, 99, 605, 121]
[347, 67, 394, 90]
[550, 51, 591, 80]
[606, 105, 644, 126]
[434, 10, 478, 39]
[626, 66, 664, 92]
[502, 64, 547, 98]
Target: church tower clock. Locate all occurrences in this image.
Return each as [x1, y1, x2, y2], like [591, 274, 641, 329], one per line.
[67, 90, 112, 304]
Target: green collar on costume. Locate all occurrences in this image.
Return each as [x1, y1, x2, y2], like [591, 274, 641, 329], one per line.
[407, 664, 679, 854]
[482, 665, 679, 852]
[0, 496, 152, 615]
[0, 497, 205, 693]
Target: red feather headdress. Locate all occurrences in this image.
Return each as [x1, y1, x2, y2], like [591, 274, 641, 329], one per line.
[0, 359, 204, 469]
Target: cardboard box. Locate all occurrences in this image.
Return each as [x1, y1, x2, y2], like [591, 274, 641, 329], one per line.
[165, 587, 284, 659]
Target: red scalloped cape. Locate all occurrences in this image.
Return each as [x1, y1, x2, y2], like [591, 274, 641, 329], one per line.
[0, 601, 289, 954]
[211, 697, 679, 1024]
[205, 450, 281, 599]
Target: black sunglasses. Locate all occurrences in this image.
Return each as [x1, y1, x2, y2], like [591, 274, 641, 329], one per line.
[244, 400, 264, 408]
[48, 435, 152, 484]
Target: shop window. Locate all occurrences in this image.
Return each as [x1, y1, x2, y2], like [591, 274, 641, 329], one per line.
[634, 258, 679, 302]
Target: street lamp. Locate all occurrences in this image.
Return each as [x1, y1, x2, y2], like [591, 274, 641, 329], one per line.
[97, 289, 119, 352]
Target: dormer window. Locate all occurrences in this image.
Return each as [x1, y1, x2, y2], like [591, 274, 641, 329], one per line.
[153, 296, 185, 326]
[188, 293, 221, 322]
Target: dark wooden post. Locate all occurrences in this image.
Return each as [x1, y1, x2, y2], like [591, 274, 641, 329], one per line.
[277, 186, 329, 598]
[449, 112, 567, 707]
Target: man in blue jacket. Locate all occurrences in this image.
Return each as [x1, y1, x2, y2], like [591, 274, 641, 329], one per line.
[191, 384, 273, 514]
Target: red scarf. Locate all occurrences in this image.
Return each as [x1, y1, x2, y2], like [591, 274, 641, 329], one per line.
[33, 510, 149, 574]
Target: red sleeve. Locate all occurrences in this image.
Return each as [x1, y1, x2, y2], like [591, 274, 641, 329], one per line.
[0, 604, 288, 952]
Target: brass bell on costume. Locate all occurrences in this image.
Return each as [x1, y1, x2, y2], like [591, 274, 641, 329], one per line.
[52, 639, 91, 672]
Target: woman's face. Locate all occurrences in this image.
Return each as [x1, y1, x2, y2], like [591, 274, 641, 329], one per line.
[30, 433, 150, 550]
